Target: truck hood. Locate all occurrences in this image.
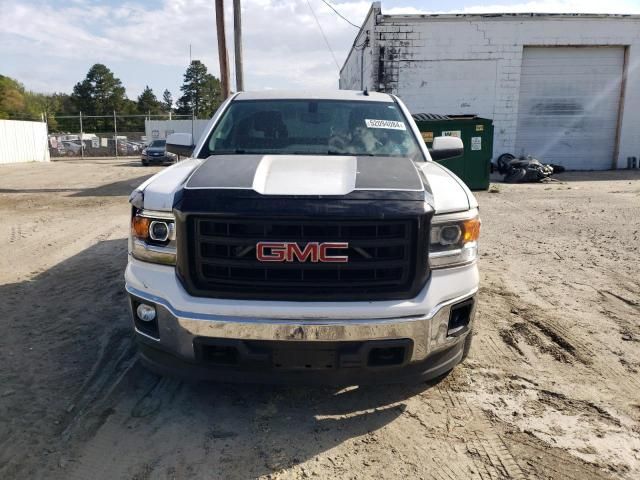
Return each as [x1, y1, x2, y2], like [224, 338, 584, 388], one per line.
[133, 155, 473, 214]
[417, 162, 474, 214]
[184, 155, 424, 196]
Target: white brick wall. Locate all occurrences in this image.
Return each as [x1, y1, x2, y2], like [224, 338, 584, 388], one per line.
[339, 3, 378, 91]
[340, 7, 640, 168]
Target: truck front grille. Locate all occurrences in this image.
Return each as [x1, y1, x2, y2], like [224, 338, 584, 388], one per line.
[183, 217, 427, 300]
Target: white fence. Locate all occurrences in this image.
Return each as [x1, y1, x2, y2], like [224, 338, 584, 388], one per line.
[0, 120, 50, 164]
[145, 119, 211, 144]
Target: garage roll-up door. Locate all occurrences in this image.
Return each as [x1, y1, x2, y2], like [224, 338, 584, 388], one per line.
[515, 47, 624, 170]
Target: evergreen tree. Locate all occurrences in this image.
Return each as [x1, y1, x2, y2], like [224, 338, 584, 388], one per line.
[200, 75, 223, 117]
[137, 85, 161, 114]
[162, 89, 173, 113]
[71, 64, 127, 115]
[176, 60, 222, 118]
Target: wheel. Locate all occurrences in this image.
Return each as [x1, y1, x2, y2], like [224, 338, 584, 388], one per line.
[504, 167, 527, 183]
[496, 153, 516, 174]
[461, 332, 473, 362]
[141, 160, 149, 166]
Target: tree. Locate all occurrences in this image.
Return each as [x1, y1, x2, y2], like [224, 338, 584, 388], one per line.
[200, 75, 223, 117]
[162, 89, 173, 113]
[24, 92, 61, 129]
[137, 85, 161, 115]
[176, 60, 223, 118]
[0, 75, 64, 128]
[0, 75, 26, 119]
[71, 64, 127, 115]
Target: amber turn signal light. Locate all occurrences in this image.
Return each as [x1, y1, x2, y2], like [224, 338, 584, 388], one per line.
[462, 217, 481, 243]
[131, 216, 150, 240]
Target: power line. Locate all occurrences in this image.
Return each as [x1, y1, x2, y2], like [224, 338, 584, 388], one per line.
[306, 0, 340, 72]
[319, 0, 360, 29]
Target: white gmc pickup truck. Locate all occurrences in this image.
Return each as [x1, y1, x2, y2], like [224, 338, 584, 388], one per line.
[125, 90, 480, 384]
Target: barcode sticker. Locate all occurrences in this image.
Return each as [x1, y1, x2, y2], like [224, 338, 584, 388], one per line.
[365, 119, 406, 130]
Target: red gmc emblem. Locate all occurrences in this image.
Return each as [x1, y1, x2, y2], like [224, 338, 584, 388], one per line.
[256, 242, 349, 263]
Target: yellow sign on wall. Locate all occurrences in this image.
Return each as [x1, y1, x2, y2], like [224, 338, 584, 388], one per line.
[421, 131, 434, 143]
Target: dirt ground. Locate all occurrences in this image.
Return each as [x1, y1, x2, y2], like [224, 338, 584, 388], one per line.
[1, 158, 639, 480]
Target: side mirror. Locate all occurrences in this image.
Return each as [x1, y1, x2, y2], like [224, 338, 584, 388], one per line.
[166, 133, 194, 157]
[429, 136, 464, 161]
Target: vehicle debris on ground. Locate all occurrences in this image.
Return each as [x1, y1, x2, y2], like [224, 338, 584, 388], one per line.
[495, 153, 566, 183]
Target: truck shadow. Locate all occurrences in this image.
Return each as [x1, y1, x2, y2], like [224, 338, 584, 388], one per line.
[69, 175, 155, 197]
[0, 239, 445, 479]
[0, 175, 154, 197]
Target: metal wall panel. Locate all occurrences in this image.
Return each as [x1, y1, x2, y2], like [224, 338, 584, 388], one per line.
[515, 46, 624, 170]
[0, 120, 50, 164]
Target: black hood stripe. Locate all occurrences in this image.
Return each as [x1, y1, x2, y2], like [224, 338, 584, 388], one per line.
[187, 156, 260, 189]
[185, 155, 425, 192]
[353, 156, 423, 191]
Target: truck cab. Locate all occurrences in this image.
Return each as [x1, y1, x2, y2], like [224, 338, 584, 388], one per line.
[125, 90, 480, 384]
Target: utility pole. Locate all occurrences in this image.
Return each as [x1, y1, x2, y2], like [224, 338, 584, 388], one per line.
[215, 0, 231, 99]
[233, 0, 244, 92]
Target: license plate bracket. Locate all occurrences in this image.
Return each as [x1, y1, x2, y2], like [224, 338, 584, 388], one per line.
[272, 348, 337, 370]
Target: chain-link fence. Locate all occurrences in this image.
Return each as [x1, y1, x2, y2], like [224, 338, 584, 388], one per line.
[48, 113, 193, 159]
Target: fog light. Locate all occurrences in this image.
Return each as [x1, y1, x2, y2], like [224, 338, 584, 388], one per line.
[448, 299, 473, 337]
[136, 303, 156, 322]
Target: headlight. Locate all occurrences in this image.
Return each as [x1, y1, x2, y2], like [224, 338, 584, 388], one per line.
[429, 210, 480, 269]
[131, 210, 176, 265]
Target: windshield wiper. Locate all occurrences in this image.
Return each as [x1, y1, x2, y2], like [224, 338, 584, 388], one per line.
[328, 150, 374, 156]
[210, 149, 247, 155]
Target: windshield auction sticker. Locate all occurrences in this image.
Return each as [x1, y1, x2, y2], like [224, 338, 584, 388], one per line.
[365, 119, 406, 130]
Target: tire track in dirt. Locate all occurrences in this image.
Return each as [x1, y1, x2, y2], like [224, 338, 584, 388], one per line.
[66, 370, 185, 480]
[60, 328, 137, 442]
[502, 428, 617, 479]
[471, 271, 640, 477]
[484, 282, 589, 366]
[401, 371, 527, 479]
[488, 277, 640, 398]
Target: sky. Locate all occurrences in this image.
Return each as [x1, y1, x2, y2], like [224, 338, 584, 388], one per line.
[1, 0, 640, 101]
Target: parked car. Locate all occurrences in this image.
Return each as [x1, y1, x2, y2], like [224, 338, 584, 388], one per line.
[126, 90, 479, 384]
[125, 141, 141, 154]
[61, 140, 83, 155]
[140, 139, 176, 166]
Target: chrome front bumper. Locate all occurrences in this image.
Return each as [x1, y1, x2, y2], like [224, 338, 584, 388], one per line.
[126, 284, 477, 364]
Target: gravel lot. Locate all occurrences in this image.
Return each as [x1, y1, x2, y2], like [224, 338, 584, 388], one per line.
[1, 159, 639, 479]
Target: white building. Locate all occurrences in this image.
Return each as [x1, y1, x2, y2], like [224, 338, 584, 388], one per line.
[340, 2, 640, 170]
[144, 119, 211, 144]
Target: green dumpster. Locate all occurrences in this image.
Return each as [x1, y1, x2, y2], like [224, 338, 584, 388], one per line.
[412, 114, 494, 190]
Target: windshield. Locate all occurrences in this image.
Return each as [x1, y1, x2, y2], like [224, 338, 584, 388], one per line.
[199, 99, 424, 161]
[150, 140, 166, 147]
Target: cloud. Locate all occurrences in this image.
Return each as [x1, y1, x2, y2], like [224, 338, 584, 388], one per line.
[1, 0, 639, 98]
[0, 0, 372, 96]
